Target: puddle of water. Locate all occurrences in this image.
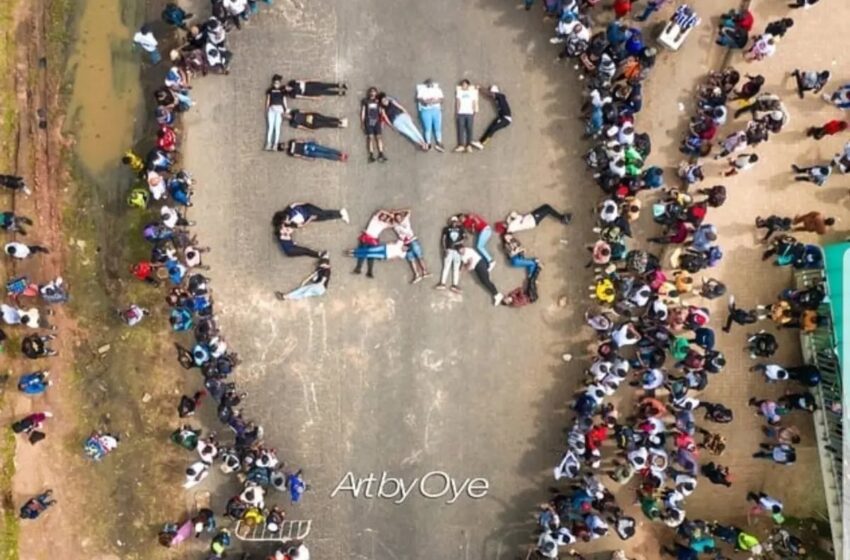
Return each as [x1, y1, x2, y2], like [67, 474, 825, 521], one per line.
[65, 0, 142, 174]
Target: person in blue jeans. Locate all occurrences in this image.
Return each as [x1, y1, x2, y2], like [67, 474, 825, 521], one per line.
[347, 240, 412, 262]
[635, 0, 670, 22]
[278, 140, 348, 162]
[379, 94, 429, 150]
[265, 74, 287, 150]
[502, 234, 539, 277]
[415, 79, 444, 151]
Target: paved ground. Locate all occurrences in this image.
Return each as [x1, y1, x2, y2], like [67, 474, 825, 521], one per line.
[185, 1, 593, 559]
[183, 0, 839, 558]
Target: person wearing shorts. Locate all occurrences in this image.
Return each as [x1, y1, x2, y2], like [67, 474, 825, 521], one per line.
[391, 209, 430, 283]
[361, 87, 386, 163]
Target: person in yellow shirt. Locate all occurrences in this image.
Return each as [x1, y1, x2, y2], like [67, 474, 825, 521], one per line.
[121, 149, 145, 176]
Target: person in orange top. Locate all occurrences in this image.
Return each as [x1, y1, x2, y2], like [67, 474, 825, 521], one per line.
[792, 211, 834, 235]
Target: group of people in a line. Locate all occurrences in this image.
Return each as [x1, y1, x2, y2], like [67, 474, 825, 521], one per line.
[132, 3, 314, 559]
[261, 74, 514, 163]
[521, 1, 827, 559]
[0, 173, 75, 519]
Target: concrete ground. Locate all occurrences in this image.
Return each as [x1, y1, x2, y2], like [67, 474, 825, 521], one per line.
[183, 0, 838, 558]
[185, 1, 592, 559]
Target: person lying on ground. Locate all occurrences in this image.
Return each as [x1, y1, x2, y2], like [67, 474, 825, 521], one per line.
[459, 246, 503, 306]
[277, 140, 348, 162]
[379, 94, 429, 150]
[4, 242, 49, 259]
[284, 79, 347, 98]
[0, 174, 31, 195]
[275, 257, 331, 301]
[286, 109, 348, 130]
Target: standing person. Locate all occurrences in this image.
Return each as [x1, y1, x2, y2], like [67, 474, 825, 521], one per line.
[275, 257, 331, 301]
[458, 212, 494, 268]
[222, 0, 249, 30]
[823, 84, 850, 109]
[755, 215, 792, 241]
[788, 0, 819, 8]
[722, 153, 758, 176]
[133, 25, 160, 64]
[459, 246, 503, 306]
[378, 95, 429, 151]
[0, 212, 34, 235]
[791, 69, 830, 98]
[390, 209, 431, 283]
[416, 79, 445, 152]
[792, 211, 835, 234]
[476, 85, 512, 149]
[806, 119, 847, 140]
[635, 0, 670, 22]
[0, 175, 31, 195]
[454, 80, 481, 152]
[764, 18, 794, 38]
[264, 74, 287, 151]
[435, 216, 466, 293]
[4, 242, 49, 259]
[791, 163, 832, 186]
[361, 87, 386, 163]
[743, 35, 777, 62]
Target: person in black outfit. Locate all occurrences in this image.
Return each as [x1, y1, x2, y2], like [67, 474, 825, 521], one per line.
[478, 85, 512, 147]
[755, 215, 791, 242]
[286, 109, 347, 130]
[764, 18, 794, 38]
[284, 79, 347, 98]
[360, 87, 386, 163]
[723, 296, 757, 333]
[701, 462, 732, 486]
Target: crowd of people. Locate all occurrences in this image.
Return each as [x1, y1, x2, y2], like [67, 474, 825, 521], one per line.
[521, 1, 833, 559]
[1, 173, 75, 518]
[6, 0, 840, 557]
[130, 2, 313, 559]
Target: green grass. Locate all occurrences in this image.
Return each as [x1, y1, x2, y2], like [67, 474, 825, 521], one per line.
[0, 404, 19, 560]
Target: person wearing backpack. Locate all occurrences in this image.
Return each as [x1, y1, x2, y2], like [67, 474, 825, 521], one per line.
[161, 3, 193, 30]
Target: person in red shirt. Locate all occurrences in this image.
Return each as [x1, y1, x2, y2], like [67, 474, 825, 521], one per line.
[612, 0, 631, 19]
[806, 119, 848, 140]
[457, 212, 494, 266]
[131, 261, 161, 285]
[157, 125, 178, 152]
[586, 424, 608, 450]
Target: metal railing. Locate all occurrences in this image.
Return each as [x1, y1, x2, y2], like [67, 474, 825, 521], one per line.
[234, 519, 312, 543]
[794, 269, 842, 559]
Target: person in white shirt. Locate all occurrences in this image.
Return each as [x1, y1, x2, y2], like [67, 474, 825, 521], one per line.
[415, 79, 445, 152]
[223, 0, 249, 29]
[459, 246, 503, 305]
[133, 25, 160, 64]
[454, 80, 481, 152]
[750, 363, 789, 382]
[501, 204, 573, 233]
[390, 209, 431, 283]
[4, 242, 49, 259]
